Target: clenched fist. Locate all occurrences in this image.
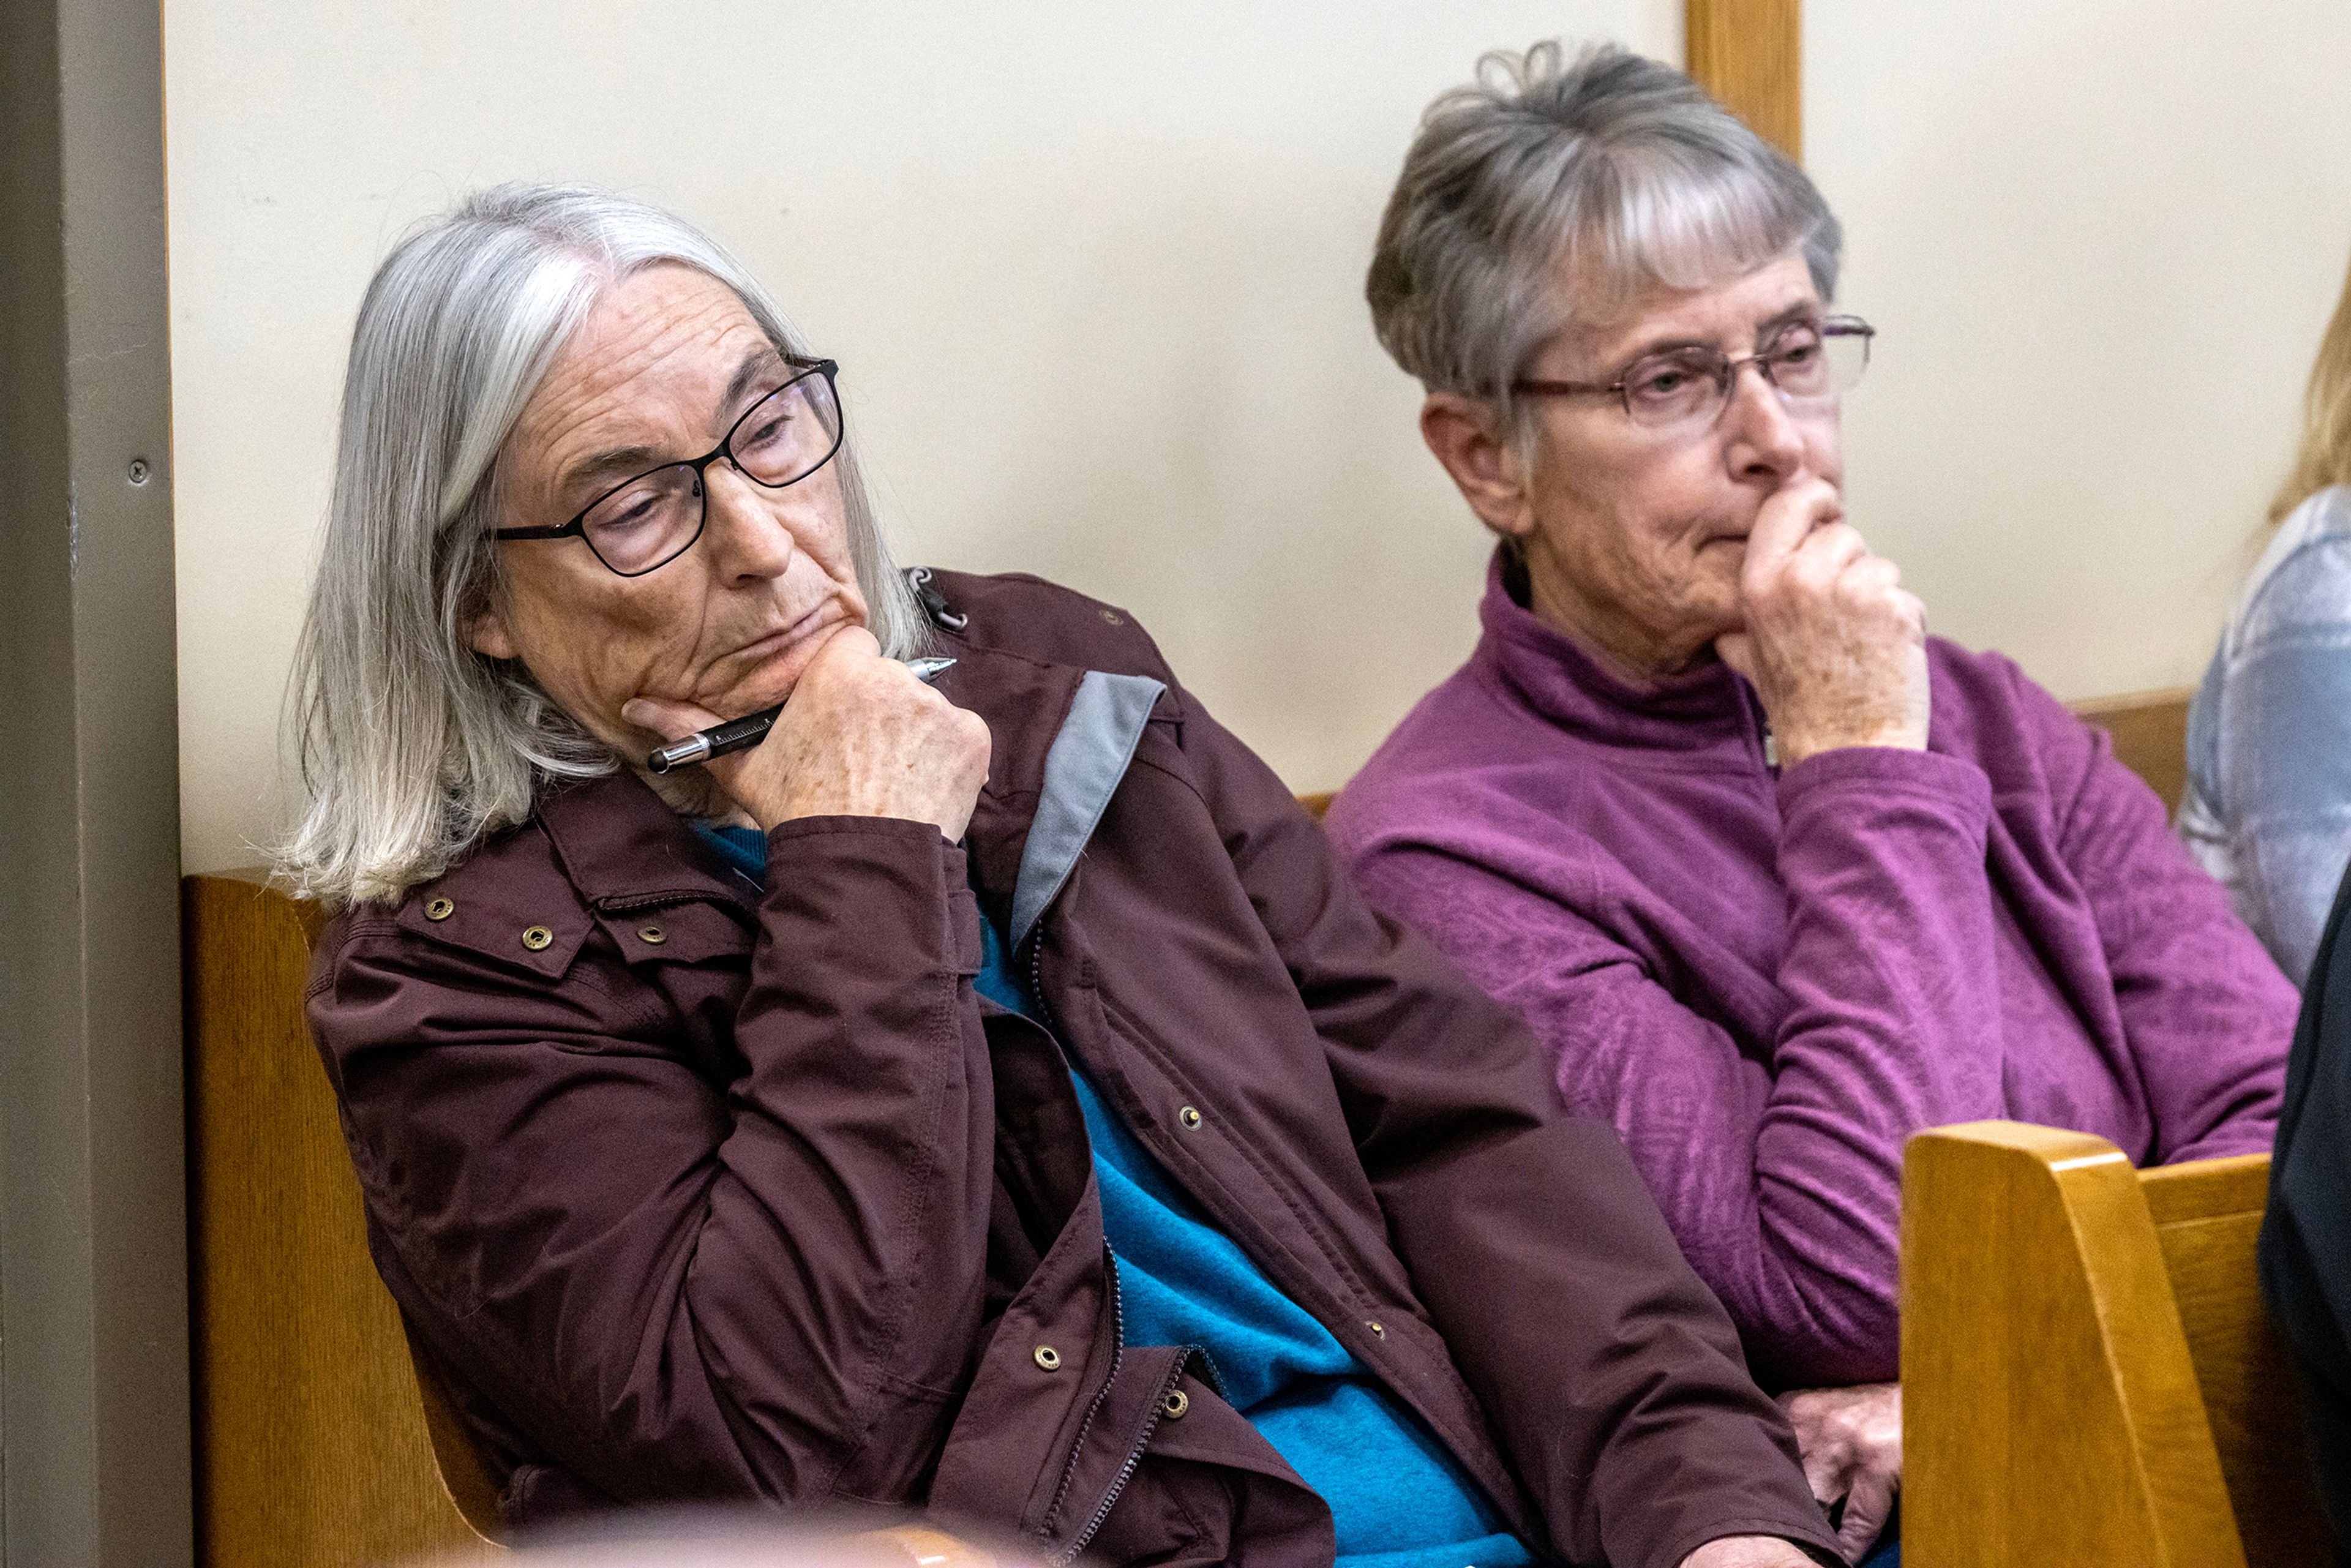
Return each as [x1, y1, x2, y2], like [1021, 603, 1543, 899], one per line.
[1714, 476, 1929, 769]
[625, 626, 991, 841]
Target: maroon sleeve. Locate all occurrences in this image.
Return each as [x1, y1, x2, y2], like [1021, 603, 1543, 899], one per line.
[1177, 693, 1840, 1568]
[311, 817, 996, 1508]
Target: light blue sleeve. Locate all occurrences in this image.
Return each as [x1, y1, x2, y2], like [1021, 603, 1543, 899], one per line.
[2208, 516, 2351, 986]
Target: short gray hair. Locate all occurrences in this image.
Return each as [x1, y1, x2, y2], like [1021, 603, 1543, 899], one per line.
[1368, 42, 1842, 435]
[279, 182, 928, 907]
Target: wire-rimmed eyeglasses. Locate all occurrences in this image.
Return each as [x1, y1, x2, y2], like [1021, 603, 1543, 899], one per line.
[1512, 316, 1874, 431]
[491, 356, 844, 577]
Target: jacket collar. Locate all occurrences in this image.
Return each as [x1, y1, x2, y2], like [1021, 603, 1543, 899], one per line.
[1007, 670, 1165, 950]
[1473, 547, 1761, 757]
[528, 632, 1110, 920]
[934, 637, 1087, 909]
[536, 770, 761, 912]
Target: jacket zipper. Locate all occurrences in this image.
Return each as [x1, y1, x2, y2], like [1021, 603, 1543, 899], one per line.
[1056, 1336, 1191, 1566]
[1028, 927, 1054, 1034]
[1026, 914, 1142, 1561]
[1029, 912, 1176, 1561]
[1024, 911, 1202, 1564]
[1041, 1239, 1130, 1563]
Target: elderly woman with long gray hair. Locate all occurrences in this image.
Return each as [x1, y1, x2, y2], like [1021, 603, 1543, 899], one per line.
[1325, 43, 2297, 1563]
[287, 182, 1851, 1566]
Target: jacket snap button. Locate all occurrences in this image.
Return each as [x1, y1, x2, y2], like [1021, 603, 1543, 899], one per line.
[1032, 1345, 1062, 1371]
[1178, 1105, 1203, 1130]
[1367, 1320, 1386, 1338]
[424, 898, 454, 921]
[1161, 1387, 1190, 1419]
[521, 925, 554, 951]
[637, 925, 667, 945]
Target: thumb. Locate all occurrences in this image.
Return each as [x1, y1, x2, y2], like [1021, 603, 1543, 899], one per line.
[621, 695, 724, 743]
[1836, 1474, 1895, 1563]
[1715, 630, 1758, 685]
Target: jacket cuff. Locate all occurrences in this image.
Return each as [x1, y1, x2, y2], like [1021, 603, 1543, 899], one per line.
[759, 815, 981, 980]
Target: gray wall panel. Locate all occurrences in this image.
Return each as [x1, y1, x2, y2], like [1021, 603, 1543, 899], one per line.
[0, 0, 190, 1557]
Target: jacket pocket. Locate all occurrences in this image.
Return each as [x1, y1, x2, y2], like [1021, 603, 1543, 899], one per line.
[1086, 1363, 1333, 1568]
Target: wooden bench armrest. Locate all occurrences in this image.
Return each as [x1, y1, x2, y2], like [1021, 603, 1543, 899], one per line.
[1901, 1120, 2245, 1567]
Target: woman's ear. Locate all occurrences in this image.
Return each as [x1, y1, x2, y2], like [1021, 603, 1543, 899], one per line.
[1420, 394, 1537, 540]
[464, 600, 519, 662]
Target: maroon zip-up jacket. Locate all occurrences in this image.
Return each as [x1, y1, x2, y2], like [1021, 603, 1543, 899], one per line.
[306, 569, 1839, 1568]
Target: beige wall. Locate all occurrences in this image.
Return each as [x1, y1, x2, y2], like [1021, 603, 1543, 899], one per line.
[165, 0, 1679, 873]
[1809, 1, 2351, 701]
[168, 1, 2351, 874]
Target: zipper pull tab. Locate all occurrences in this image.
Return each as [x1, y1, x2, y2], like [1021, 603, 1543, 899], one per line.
[1762, 724, 1779, 768]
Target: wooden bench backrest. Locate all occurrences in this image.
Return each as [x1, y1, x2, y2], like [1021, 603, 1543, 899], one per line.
[2071, 686, 2193, 816]
[185, 870, 500, 1563]
[1902, 1121, 2327, 1567]
[1294, 688, 2194, 821]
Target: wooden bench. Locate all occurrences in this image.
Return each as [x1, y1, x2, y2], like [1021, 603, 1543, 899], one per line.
[175, 687, 2208, 1561]
[186, 870, 501, 1563]
[1902, 1122, 2328, 1566]
[2072, 686, 2194, 817]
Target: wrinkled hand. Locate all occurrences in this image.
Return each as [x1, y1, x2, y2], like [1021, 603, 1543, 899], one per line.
[624, 627, 991, 841]
[1679, 1535, 1821, 1568]
[1779, 1380, 1901, 1562]
[1714, 476, 1928, 769]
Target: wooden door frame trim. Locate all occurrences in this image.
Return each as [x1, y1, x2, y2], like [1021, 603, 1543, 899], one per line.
[1685, 0, 1803, 160]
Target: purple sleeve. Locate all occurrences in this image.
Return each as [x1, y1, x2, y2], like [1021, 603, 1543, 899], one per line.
[2032, 683, 2293, 1161]
[1351, 748, 2005, 1389]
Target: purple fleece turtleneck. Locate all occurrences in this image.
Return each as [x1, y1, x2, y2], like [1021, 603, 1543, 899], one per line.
[1326, 552, 2293, 1388]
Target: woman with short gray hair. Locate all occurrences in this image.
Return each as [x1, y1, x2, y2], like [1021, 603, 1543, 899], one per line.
[1327, 43, 2294, 1563]
[292, 182, 1851, 1567]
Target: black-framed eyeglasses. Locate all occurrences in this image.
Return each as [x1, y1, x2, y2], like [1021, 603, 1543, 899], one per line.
[1512, 315, 1874, 432]
[492, 357, 844, 577]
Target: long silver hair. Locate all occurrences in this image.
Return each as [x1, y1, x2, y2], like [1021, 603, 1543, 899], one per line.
[1368, 42, 1842, 446]
[279, 183, 928, 908]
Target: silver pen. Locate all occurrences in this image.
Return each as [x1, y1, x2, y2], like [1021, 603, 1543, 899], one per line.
[645, 656, 958, 774]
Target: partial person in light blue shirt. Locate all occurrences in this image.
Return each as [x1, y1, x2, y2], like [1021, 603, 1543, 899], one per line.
[2183, 253, 2351, 988]
[2184, 487, 2351, 985]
